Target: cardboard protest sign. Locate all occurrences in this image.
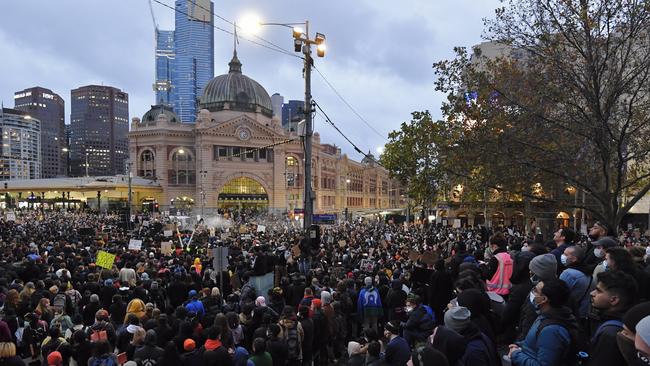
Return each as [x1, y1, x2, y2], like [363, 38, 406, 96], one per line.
[360, 259, 374, 272]
[420, 251, 438, 266]
[163, 230, 173, 237]
[160, 242, 172, 255]
[96, 251, 116, 269]
[257, 225, 266, 233]
[5, 212, 16, 221]
[239, 226, 248, 234]
[128, 239, 142, 251]
[408, 250, 421, 262]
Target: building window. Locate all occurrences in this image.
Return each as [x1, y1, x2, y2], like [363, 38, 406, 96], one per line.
[169, 148, 195, 185]
[259, 148, 267, 160]
[139, 149, 155, 177]
[286, 156, 297, 166]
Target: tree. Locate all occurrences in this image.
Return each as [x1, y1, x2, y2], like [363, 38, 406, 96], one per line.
[380, 111, 454, 212]
[433, 0, 650, 230]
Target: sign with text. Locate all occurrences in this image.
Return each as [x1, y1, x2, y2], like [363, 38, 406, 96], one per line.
[5, 212, 16, 221]
[257, 225, 266, 233]
[163, 230, 173, 237]
[96, 251, 116, 269]
[128, 239, 142, 251]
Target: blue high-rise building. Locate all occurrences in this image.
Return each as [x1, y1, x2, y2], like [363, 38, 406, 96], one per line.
[172, 0, 214, 123]
[282, 100, 304, 128]
[154, 30, 175, 105]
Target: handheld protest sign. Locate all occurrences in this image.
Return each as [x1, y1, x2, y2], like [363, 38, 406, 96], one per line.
[128, 239, 142, 251]
[96, 251, 116, 269]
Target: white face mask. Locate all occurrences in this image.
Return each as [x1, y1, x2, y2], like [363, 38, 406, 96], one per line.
[594, 248, 605, 258]
[405, 306, 414, 313]
[560, 254, 568, 266]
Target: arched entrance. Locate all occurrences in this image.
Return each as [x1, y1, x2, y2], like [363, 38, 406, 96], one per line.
[557, 211, 570, 228]
[218, 177, 269, 211]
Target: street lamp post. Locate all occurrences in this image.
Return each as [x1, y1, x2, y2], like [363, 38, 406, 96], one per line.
[243, 19, 326, 231]
[200, 170, 208, 218]
[127, 161, 133, 230]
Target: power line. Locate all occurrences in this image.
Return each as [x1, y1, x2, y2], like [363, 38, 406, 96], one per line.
[230, 138, 297, 158]
[151, 0, 302, 60]
[313, 101, 385, 168]
[312, 65, 387, 141]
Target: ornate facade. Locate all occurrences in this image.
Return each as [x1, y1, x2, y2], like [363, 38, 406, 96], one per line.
[129, 53, 405, 216]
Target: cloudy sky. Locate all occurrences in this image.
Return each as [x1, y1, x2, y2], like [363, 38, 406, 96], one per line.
[0, 0, 501, 160]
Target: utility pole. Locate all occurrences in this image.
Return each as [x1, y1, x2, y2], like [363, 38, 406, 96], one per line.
[127, 161, 133, 230]
[302, 20, 314, 230]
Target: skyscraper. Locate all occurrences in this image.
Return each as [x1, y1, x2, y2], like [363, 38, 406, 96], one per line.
[0, 108, 41, 180]
[271, 93, 284, 118]
[172, 0, 214, 123]
[13, 87, 65, 178]
[282, 100, 304, 128]
[154, 30, 175, 105]
[70, 85, 129, 177]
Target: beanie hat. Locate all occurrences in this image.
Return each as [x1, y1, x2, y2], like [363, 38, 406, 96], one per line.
[385, 320, 401, 334]
[188, 290, 198, 298]
[104, 279, 113, 287]
[184, 338, 196, 351]
[636, 315, 650, 347]
[624, 301, 650, 334]
[529, 254, 558, 281]
[47, 351, 63, 366]
[320, 291, 332, 306]
[364, 277, 373, 286]
[444, 306, 472, 333]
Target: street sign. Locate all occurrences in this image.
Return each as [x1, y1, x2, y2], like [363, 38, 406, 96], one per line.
[313, 214, 337, 224]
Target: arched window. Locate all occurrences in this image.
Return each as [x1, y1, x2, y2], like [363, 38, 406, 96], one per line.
[139, 149, 155, 178]
[285, 156, 300, 188]
[169, 148, 195, 185]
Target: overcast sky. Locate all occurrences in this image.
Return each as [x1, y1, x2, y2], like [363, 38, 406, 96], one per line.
[0, 0, 501, 160]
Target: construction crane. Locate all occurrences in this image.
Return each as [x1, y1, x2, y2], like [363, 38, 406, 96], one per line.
[148, 0, 159, 32]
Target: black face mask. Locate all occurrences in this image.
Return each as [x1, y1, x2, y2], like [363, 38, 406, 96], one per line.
[617, 332, 639, 365]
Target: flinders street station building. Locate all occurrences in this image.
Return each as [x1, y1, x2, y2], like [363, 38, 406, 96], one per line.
[127, 53, 406, 217]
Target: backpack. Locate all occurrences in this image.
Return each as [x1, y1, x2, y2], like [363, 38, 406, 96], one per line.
[590, 320, 623, 344]
[284, 323, 301, 361]
[53, 293, 67, 310]
[90, 355, 117, 366]
[535, 317, 585, 366]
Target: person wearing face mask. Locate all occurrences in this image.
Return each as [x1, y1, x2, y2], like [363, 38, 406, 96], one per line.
[559, 246, 593, 320]
[382, 321, 410, 366]
[615, 301, 650, 365]
[516, 253, 558, 341]
[508, 279, 578, 366]
[551, 228, 576, 272]
[587, 270, 638, 366]
[584, 223, 614, 266]
[635, 315, 650, 366]
[590, 237, 619, 283]
[401, 295, 435, 347]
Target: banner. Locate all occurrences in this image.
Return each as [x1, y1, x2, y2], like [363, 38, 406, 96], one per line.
[96, 251, 116, 269]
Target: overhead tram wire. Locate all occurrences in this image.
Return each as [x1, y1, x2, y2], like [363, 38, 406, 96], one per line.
[313, 101, 385, 168]
[151, 0, 302, 60]
[230, 138, 297, 159]
[312, 65, 387, 141]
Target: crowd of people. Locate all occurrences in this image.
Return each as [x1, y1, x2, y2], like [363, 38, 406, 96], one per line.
[1, 209, 650, 366]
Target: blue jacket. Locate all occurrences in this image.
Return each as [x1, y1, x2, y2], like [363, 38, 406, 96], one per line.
[358, 286, 383, 318]
[383, 336, 410, 366]
[559, 267, 592, 318]
[185, 299, 206, 318]
[511, 312, 572, 366]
